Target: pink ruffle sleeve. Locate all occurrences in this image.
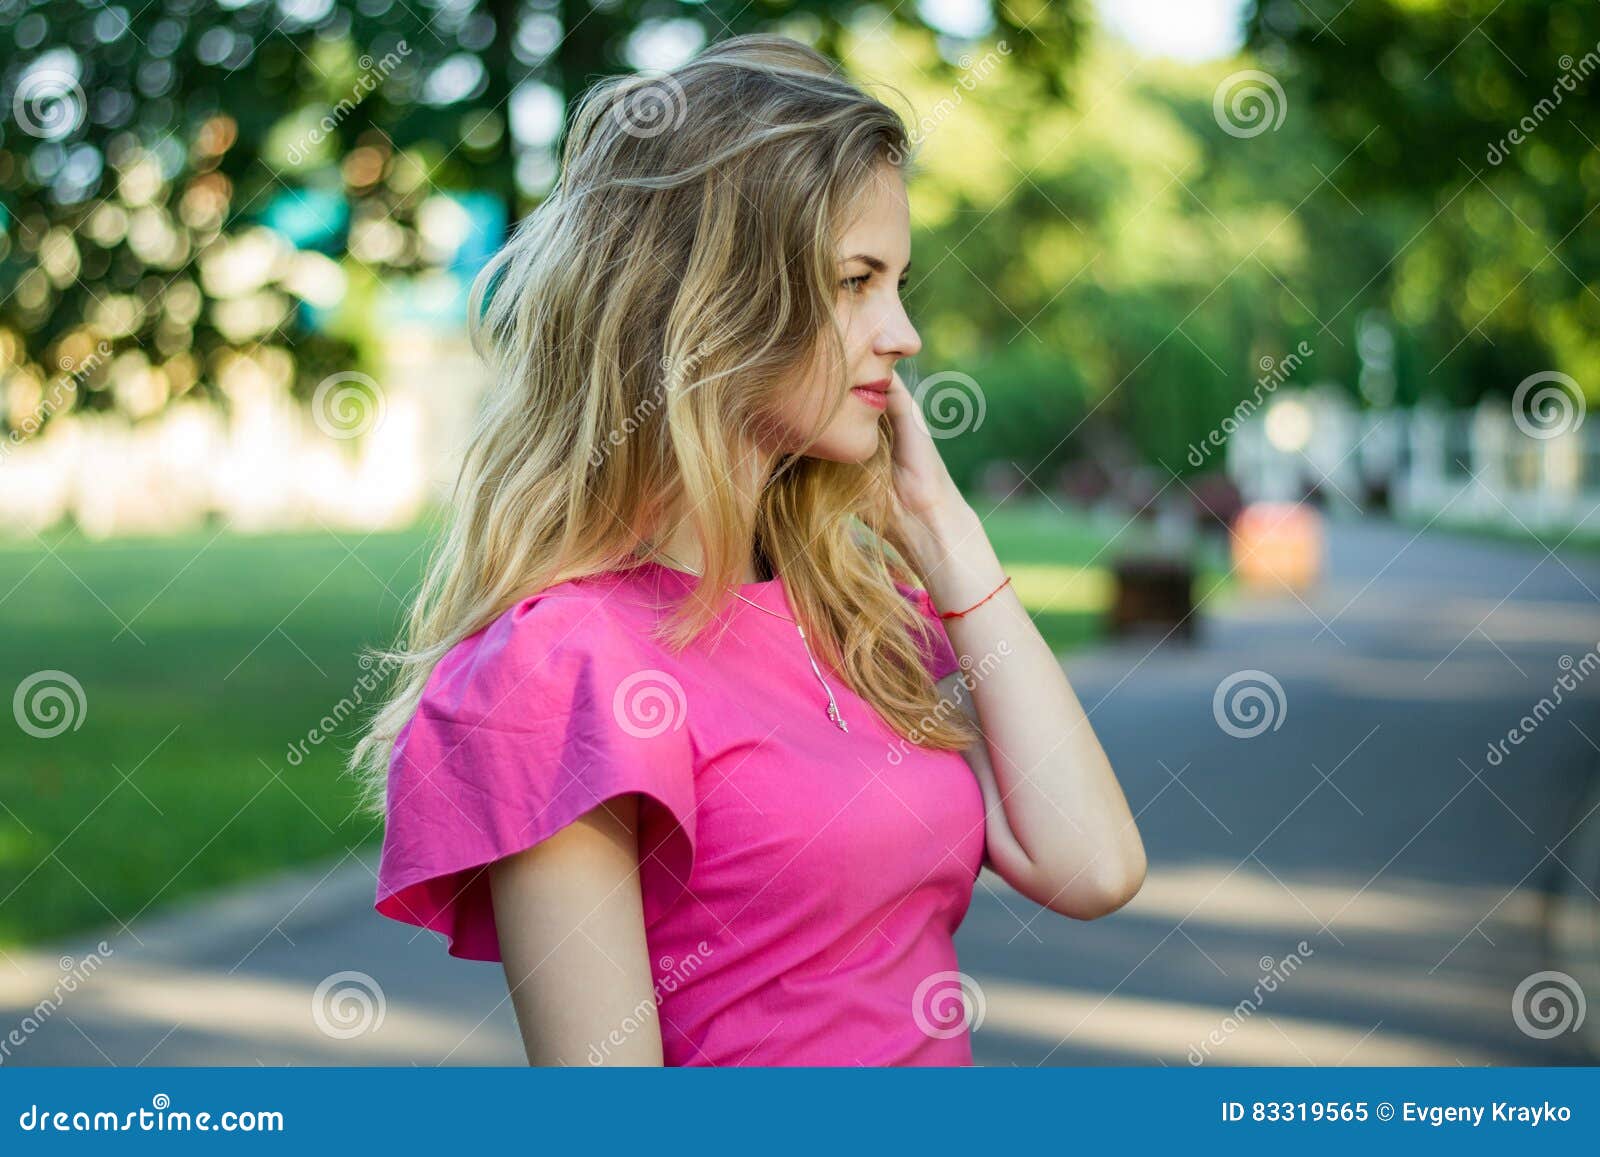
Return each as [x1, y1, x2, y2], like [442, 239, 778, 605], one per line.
[373, 593, 698, 961]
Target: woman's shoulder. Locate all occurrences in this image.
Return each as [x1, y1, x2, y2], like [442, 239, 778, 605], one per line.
[418, 567, 675, 719]
[377, 566, 700, 959]
[499, 569, 648, 651]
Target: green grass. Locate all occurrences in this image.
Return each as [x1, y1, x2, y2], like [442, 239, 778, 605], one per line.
[977, 501, 1121, 653]
[980, 500, 1234, 649]
[0, 521, 428, 948]
[0, 501, 1174, 949]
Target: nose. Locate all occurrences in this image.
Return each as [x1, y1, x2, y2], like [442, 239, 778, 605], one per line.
[873, 295, 921, 362]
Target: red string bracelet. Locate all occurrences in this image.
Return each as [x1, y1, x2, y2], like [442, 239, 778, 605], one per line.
[934, 574, 1012, 620]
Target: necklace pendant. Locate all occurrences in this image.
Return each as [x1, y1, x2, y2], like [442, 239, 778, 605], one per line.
[659, 565, 850, 737]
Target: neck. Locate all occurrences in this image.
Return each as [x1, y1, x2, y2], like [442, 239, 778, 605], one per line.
[645, 444, 776, 584]
[651, 529, 768, 584]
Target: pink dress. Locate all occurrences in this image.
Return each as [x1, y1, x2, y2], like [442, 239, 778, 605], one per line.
[373, 559, 987, 1066]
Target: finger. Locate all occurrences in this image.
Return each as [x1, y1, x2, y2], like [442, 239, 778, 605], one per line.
[889, 375, 931, 438]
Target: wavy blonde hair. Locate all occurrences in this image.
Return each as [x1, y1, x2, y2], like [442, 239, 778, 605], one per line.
[346, 32, 979, 819]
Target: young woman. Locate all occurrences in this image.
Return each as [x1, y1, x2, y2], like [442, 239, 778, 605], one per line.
[348, 32, 1145, 1067]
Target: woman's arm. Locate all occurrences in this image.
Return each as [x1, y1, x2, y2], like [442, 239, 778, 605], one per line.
[935, 659, 1144, 920]
[487, 794, 666, 1065]
[882, 372, 1146, 920]
[910, 501, 1147, 920]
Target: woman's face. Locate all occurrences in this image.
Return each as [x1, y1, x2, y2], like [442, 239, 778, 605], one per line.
[770, 163, 922, 463]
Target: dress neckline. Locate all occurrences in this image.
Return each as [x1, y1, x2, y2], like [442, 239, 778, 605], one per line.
[627, 557, 793, 617]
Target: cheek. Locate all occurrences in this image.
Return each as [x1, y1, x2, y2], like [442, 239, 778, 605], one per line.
[769, 364, 841, 445]
[837, 306, 872, 359]
[775, 310, 872, 439]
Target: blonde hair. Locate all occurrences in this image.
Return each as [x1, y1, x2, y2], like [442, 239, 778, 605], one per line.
[346, 32, 979, 818]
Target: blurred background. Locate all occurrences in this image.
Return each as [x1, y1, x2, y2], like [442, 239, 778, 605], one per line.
[2, 0, 1599, 1066]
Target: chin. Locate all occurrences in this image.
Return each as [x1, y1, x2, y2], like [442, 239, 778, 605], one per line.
[801, 423, 882, 464]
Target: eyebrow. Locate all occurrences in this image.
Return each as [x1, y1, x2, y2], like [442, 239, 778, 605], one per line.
[840, 254, 912, 276]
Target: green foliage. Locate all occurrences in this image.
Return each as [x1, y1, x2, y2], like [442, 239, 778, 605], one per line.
[921, 340, 1091, 492]
[1246, 0, 1600, 405]
[895, 35, 1325, 479]
[2, 0, 1590, 480]
[0, 0, 1086, 436]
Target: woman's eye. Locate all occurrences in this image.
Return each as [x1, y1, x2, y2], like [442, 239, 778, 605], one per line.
[840, 274, 910, 294]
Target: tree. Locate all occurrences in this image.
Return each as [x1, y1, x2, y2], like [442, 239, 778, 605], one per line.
[0, 0, 1087, 435]
[1246, 0, 1600, 409]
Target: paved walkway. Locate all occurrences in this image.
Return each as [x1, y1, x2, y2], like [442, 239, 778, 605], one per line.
[4, 517, 1598, 1066]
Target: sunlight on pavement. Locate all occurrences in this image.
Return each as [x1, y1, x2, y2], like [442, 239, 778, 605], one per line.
[1118, 861, 1542, 939]
[972, 977, 1503, 1066]
[0, 950, 515, 1065]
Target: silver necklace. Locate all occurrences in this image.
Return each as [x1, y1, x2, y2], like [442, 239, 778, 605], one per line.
[651, 549, 848, 732]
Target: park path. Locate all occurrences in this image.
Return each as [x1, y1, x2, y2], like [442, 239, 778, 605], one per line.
[4, 516, 1598, 1066]
[962, 515, 1600, 1066]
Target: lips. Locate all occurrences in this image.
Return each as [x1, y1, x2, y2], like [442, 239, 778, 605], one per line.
[853, 378, 891, 394]
[850, 382, 889, 410]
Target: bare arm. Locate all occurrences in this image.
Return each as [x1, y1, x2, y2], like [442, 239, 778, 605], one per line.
[936, 666, 1143, 920]
[487, 794, 665, 1066]
[881, 371, 1145, 919]
[910, 504, 1148, 920]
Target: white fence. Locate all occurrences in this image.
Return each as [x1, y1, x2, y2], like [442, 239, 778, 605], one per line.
[7, 362, 1595, 542]
[1227, 387, 1600, 535]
